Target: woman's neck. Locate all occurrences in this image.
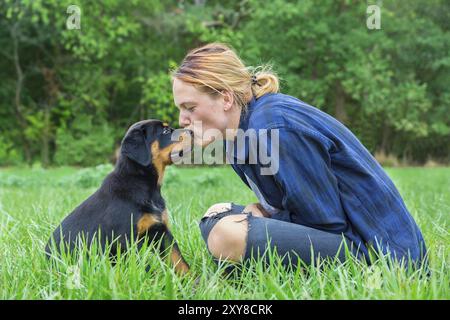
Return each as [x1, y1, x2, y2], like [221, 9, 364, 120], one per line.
[224, 104, 242, 141]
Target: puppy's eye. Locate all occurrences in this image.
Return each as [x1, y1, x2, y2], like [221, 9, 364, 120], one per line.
[162, 127, 171, 135]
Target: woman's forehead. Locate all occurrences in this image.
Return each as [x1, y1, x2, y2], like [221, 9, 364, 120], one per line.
[173, 78, 205, 106]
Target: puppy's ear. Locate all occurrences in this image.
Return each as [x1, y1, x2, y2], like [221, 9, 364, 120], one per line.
[121, 129, 151, 166]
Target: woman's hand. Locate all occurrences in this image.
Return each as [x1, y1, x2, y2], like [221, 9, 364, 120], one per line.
[202, 203, 233, 218]
[201, 202, 271, 219]
[243, 203, 270, 218]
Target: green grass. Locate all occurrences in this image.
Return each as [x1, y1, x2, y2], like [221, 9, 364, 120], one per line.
[0, 165, 448, 299]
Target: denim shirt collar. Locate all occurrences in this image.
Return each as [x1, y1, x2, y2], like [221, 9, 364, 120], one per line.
[238, 95, 257, 131]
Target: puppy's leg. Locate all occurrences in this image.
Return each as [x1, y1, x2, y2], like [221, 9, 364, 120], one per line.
[160, 230, 190, 275]
[137, 213, 190, 275]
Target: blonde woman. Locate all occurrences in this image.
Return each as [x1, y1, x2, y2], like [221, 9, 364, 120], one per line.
[171, 43, 426, 269]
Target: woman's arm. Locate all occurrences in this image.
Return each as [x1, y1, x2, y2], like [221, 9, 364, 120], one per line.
[243, 203, 271, 218]
[264, 126, 347, 231]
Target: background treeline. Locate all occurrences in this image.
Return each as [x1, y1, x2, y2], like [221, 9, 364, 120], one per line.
[0, 0, 449, 167]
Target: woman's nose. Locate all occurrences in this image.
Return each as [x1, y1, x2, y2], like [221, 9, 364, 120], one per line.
[179, 111, 190, 128]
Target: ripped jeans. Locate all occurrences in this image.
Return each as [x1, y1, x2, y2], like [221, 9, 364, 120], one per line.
[199, 203, 361, 268]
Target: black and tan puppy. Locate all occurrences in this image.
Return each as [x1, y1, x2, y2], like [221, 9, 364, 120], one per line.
[45, 119, 192, 275]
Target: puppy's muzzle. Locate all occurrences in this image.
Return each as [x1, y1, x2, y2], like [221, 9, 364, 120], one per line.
[170, 129, 194, 164]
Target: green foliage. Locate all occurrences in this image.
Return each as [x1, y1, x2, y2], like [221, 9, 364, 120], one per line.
[58, 164, 114, 188]
[139, 63, 179, 126]
[0, 0, 449, 166]
[0, 164, 113, 188]
[239, 0, 450, 161]
[54, 116, 115, 166]
[0, 136, 22, 166]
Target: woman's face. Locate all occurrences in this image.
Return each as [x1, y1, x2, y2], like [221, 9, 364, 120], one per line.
[172, 78, 237, 147]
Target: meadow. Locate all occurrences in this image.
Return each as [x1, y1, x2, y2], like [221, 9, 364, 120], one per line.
[0, 165, 448, 299]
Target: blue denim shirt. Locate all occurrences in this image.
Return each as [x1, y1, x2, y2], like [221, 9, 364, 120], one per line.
[225, 93, 427, 263]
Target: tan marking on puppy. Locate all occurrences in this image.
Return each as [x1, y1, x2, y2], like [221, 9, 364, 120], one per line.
[162, 209, 169, 228]
[170, 249, 190, 275]
[137, 213, 161, 236]
[151, 141, 177, 185]
[151, 134, 190, 185]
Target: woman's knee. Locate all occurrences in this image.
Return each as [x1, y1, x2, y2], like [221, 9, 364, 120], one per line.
[206, 214, 249, 262]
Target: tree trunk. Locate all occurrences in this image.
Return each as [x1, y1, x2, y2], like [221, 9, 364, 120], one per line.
[41, 103, 50, 167]
[379, 121, 391, 155]
[335, 81, 348, 124]
[11, 23, 32, 165]
[41, 66, 59, 168]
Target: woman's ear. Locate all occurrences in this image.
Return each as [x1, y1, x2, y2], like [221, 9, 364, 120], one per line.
[222, 90, 234, 111]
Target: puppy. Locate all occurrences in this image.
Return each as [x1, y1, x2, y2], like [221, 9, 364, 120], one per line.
[45, 119, 193, 274]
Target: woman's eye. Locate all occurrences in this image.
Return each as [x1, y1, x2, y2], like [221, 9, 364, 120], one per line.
[187, 107, 196, 113]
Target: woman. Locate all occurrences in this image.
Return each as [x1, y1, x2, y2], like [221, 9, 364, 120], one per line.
[171, 43, 427, 268]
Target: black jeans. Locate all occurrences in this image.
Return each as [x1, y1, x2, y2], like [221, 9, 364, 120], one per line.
[199, 203, 361, 268]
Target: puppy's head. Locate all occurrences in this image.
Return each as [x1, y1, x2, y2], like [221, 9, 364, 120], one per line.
[121, 119, 192, 180]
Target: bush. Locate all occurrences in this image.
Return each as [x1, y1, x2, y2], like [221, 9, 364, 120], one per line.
[0, 174, 28, 187]
[0, 169, 53, 187]
[54, 115, 115, 167]
[0, 164, 114, 189]
[0, 136, 23, 166]
[58, 164, 114, 188]
[374, 151, 400, 167]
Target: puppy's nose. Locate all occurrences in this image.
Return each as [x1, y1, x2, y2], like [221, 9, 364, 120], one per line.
[180, 128, 193, 137]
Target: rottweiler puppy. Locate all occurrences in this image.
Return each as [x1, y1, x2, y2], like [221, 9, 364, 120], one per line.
[45, 119, 193, 275]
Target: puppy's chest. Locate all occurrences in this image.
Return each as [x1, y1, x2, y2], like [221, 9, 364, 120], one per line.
[135, 209, 169, 236]
[134, 198, 169, 236]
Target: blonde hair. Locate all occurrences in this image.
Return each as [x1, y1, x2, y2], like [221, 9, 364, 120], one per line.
[172, 43, 279, 110]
